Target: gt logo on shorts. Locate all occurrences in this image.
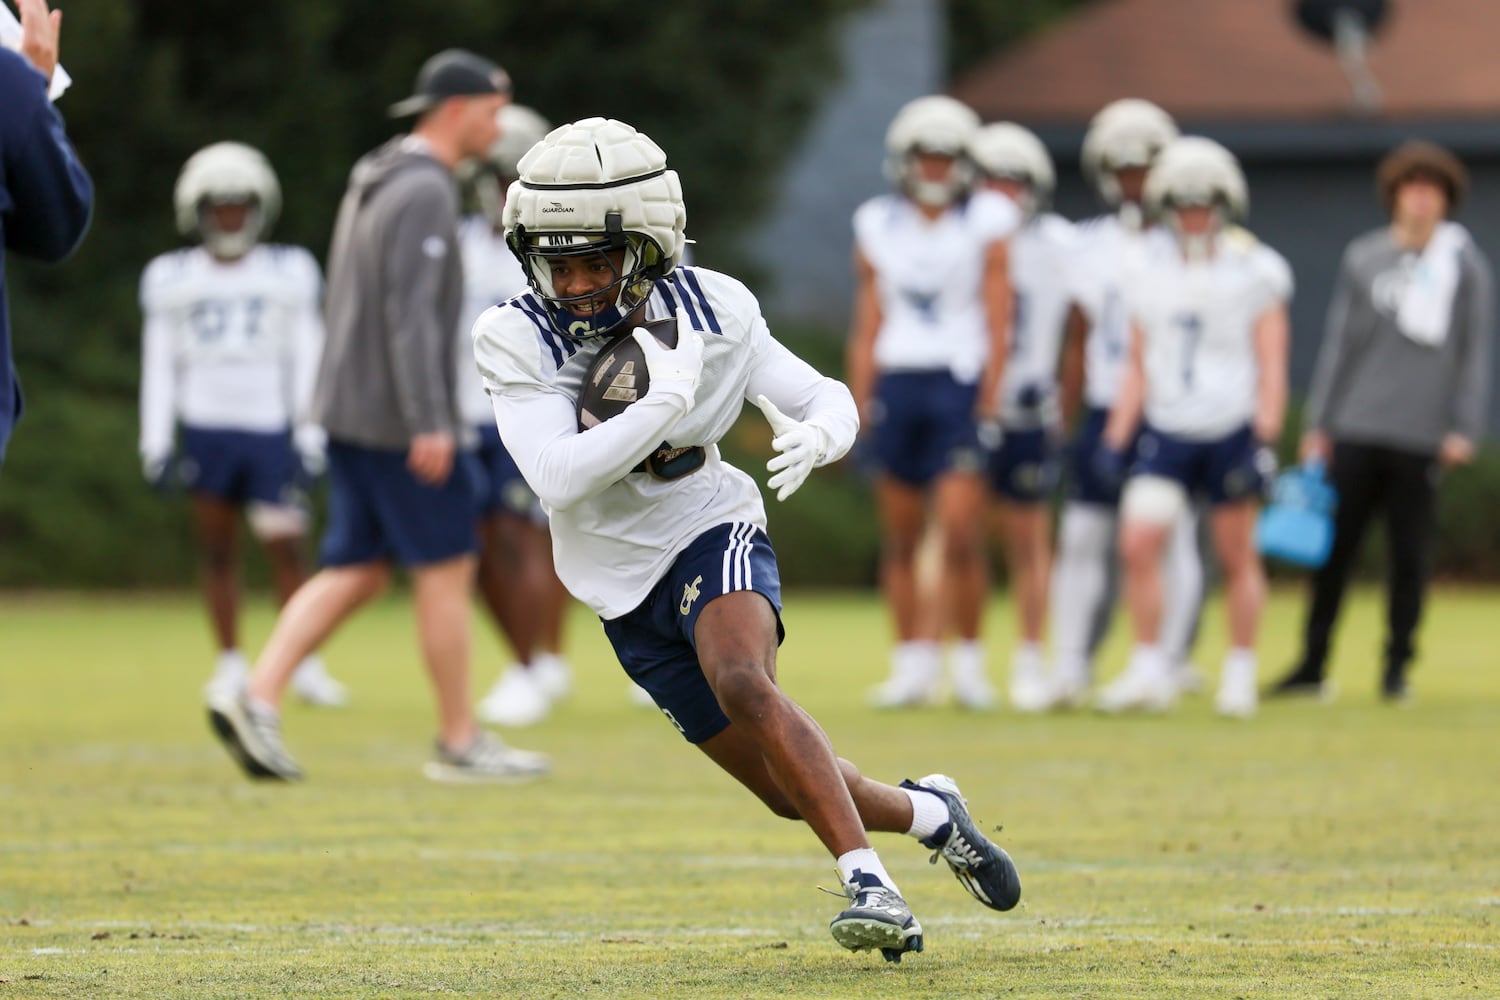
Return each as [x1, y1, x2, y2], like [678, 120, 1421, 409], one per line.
[680, 575, 703, 615]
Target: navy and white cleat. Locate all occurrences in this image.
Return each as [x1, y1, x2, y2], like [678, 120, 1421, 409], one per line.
[828, 870, 924, 963]
[901, 773, 1021, 911]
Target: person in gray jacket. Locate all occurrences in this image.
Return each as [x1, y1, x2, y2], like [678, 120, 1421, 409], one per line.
[1269, 141, 1493, 702]
[207, 49, 549, 782]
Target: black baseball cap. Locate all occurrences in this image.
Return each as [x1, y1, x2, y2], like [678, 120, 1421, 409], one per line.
[388, 49, 512, 118]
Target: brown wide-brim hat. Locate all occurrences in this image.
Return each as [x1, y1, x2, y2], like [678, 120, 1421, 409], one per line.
[1376, 140, 1469, 217]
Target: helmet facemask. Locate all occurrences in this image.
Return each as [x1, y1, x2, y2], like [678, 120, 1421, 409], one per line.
[197, 196, 264, 260]
[508, 212, 666, 341]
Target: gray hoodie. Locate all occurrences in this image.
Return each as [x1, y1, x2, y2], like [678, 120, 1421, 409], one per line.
[313, 137, 464, 450]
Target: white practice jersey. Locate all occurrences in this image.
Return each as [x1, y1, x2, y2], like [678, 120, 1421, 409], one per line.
[139, 244, 323, 458]
[456, 216, 528, 427]
[1069, 214, 1170, 410]
[473, 266, 858, 619]
[1002, 212, 1078, 427]
[1125, 227, 1293, 440]
[853, 189, 1019, 384]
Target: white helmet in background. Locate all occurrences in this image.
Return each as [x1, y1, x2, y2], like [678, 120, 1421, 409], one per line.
[173, 142, 281, 259]
[504, 117, 686, 341]
[1144, 136, 1249, 225]
[967, 122, 1054, 218]
[883, 95, 980, 207]
[1080, 99, 1178, 206]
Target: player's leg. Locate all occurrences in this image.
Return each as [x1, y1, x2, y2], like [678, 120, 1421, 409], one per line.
[1379, 447, 1438, 700]
[1269, 441, 1379, 696]
[190, 494, 244, 686]
[1209, 499, 1264, 717]
[474, 509, 552, 726]
[1098, 474, 1182, 712]
[1159, 503, 1206, 695]
[933, 468, 992, 707]
[529, 525, 580, 703]
[870, 475, 940, 705]
[1048, 500, 1115, 705]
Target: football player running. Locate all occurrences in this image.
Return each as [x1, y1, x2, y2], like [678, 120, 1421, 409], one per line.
[454, 104, 580, 728]
[140, 143, 347, 707]
[1101, 138, 1290, 717]
[850, 97, 1018, 710]
[966, 122, 1080, 711]
[1047, 99, 1205, 710]
[474, 117, 1020, 961]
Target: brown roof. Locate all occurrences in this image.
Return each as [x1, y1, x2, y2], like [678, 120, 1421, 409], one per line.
[950, 0, 1500, 124]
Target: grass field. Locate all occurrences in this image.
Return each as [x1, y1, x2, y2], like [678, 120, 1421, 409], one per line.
[2, 586, 1498, 998]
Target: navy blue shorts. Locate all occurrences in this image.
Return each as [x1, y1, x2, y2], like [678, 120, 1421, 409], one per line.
[1132, 423, 1265, 506]
[320, 440, 478, 568]
[601, 521, 785, 744]
[1067, 406, 1137, 507]
[869, 371, 983, 487]
[988, 426, 1060, 503]
[468, 423, 542, 523]
[180, 425, 303, 507]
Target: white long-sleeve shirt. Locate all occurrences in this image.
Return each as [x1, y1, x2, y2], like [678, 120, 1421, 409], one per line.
[473, 265, 857, 619]
[455, 215, 528, 427]
[139, 244, 323, 459]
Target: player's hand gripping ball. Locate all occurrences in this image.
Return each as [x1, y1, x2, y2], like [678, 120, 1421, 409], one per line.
[575, 316, 680, 431]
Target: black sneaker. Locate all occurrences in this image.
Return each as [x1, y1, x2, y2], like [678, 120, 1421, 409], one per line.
[901, 773, 1021, 911]
[1381, 668, 1411, 704]
[207, 692, 303, 781]
[827, 869, 924, 963]
[1264, 665, 1335, 701]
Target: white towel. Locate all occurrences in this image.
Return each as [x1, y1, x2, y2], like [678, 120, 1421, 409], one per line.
[1397, 221, 1468, 347]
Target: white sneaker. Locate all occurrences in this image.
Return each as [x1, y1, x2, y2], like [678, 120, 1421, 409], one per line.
[477, 666, 551, 727]
[1048, 659, 1092, 711]
[1214, 654, 1259, 719]
[1095, 650, 1177, 714]
[1173, 661, 1206, 696]
[203, 650, 249, 703]
[1007, 649, 1051, 714]
[422, 731, 550, 784]
[531, 653, 573, 702]
[627, 681, 656, 708]
[869, 644, 941, 709]
[290, 656, 348, 708]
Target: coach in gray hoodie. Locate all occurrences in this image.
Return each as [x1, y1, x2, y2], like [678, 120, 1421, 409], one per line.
[1270, 141, 1493, 702]
[207, 50, 550, 785]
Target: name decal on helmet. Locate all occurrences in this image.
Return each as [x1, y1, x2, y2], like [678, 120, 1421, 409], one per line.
[542, 201, 575, 214]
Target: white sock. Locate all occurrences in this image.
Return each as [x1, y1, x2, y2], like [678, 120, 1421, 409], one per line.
[836, 848, 898, 894]
[1223, 647, 1257, 679]
[216, 648, 249, 673]
[294, 654, 326, 676]
[950, 640, 986, 683]
[1050, 504, 1115, 678]
[902, 785, 952, 841]
[1130, 643, 1169, 676]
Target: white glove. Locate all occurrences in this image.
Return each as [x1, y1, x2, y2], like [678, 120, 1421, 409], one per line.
[294, 424, 328, 477]
[755, 394, 829, 503]
[633, 309, 704, 412]
[141, 451, 171, 486]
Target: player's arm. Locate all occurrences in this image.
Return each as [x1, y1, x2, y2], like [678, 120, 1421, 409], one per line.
[290, 261, 328, 471]
[1102, 321, 1146, 451]
[844, 247, 881, 430]
[138, 292, 177, 483]
[1057, 302, 1088, 431]
[975, 237, 1012, 419]
[1445, 248, 1493, 466]
[1251, 302, 1290, 446]
[479, 314, 702, 511]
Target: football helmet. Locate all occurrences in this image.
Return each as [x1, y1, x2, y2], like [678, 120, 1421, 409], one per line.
[1144, 136, 1248, 222]
[1080, 99, 1178, 206]
[173, 142, 281, 259]
[967, 122, 1054, 217]
[883, 95, 980, 207]
[504, 117, 686, 341]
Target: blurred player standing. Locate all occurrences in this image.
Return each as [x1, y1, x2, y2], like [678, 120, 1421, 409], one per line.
[0, 0, 91, 466]
[966, 122, 1080, 711]
[1102, 138, 1290, 717]
[453, 104, 579, 728]
[1047, 99, 1205, 709]
[140, 143, 346, 706]
[1269, 141, 1493, 702]
[206, 50, 547, 783]
[477, 116, 1020, 960]
[851, 96, 1018, 710]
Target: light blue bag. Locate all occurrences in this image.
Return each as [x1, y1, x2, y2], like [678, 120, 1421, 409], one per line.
[1256, 459, 1338, 569]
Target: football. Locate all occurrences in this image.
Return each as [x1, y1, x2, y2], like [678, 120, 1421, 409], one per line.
[576, 316, 678, 431]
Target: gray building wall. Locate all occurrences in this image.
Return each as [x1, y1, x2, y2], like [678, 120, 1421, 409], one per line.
[741, 0, 944, 327]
